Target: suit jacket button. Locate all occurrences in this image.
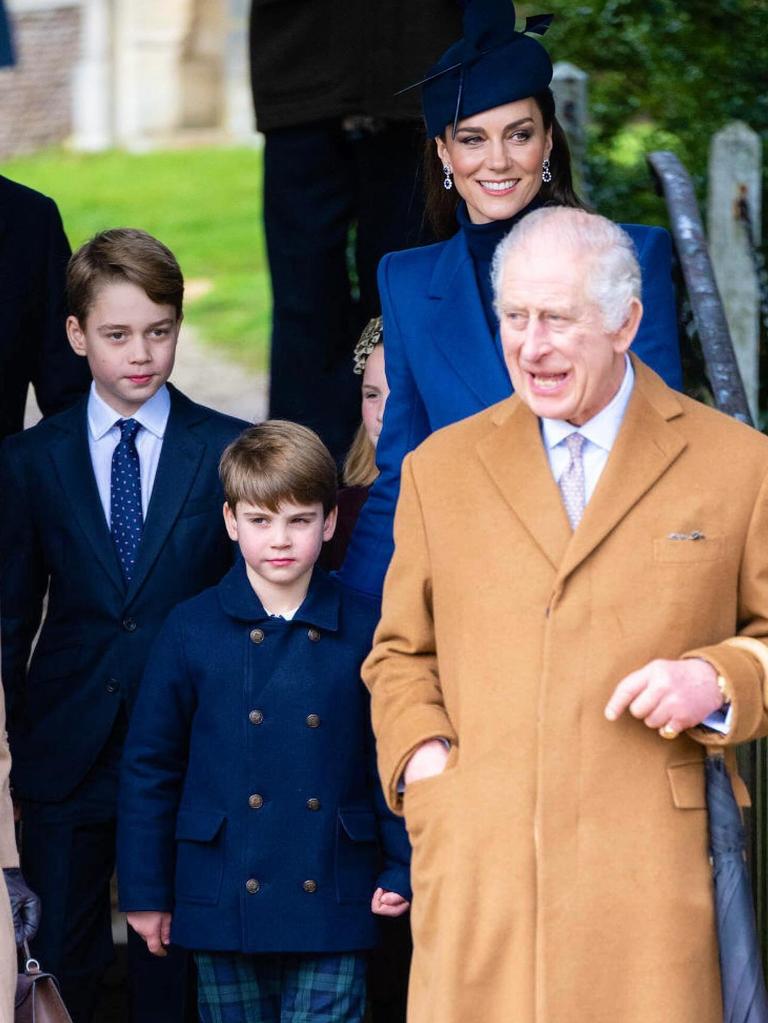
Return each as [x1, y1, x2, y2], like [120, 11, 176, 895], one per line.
[250, 628, 265, 644]
[306, 798, 320, 811]
[105, 679, 119, 694]
[122, 617, 137, 632]
[303, 880, 318, 893]
[248, 709, 264, 725]
[248, 794, 264, 809]
[307, 628, 321, 642]
[305, 714, 321, 728]
[245, 878, 260, 894]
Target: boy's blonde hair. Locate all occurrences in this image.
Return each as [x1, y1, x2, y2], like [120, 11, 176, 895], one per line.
[220, 421, 337, 516]
[67, 227, 184, 324]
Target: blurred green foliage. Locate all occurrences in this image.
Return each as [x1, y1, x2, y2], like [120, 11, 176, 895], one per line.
[0, 146, 271, 369]
[541, 0, 766, 226]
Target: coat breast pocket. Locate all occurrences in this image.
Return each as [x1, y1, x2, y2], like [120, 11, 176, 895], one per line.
[174, 810, 227, 905]
[653, 535, 725, 564]
[335, 807, 379, 905]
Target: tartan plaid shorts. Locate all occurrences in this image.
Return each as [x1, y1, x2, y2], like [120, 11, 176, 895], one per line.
[194, 949, 367, 1023]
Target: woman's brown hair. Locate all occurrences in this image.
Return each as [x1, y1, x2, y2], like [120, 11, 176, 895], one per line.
[423, 88, 587, 241]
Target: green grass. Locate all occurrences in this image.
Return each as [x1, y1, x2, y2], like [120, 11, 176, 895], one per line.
[0, 146, 271, 370]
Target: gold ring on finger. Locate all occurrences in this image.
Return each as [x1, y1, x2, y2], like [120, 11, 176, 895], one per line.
[659, 724, 679, 740]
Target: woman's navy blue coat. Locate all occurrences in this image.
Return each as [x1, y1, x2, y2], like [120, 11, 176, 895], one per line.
[117, 562, 410, 954]
[339, 224, 682, 597]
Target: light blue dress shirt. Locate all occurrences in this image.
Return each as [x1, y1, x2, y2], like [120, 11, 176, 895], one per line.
[87, 383, 171, 528]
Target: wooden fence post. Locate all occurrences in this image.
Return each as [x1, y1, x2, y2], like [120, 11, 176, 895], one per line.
[707, 121, 762, 423]
[552, 61, 589, 198]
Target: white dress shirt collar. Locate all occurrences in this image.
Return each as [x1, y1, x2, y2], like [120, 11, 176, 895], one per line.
[87, 383, 171, 441]
[540, 355, 634, 455]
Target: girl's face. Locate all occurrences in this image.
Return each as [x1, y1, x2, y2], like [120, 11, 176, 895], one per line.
[436, 97, 552, 225]
[361, 345, 389, 448]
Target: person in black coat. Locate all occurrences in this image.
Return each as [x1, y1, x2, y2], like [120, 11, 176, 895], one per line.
[0, 175, 91, 440]
[1, 228, 248, 1023]
[249, 0, 462, 464]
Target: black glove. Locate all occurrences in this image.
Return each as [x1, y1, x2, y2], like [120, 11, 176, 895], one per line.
[3, 867, 41, 946]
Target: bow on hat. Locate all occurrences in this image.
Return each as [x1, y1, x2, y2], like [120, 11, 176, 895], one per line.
[405, 0, 554, 138]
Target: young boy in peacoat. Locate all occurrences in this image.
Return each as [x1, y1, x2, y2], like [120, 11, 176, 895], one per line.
[118, 420, 411, 1023]
[0, 228, 248, 1023]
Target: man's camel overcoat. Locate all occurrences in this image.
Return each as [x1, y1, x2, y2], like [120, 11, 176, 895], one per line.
[364, 359, 768, 1023]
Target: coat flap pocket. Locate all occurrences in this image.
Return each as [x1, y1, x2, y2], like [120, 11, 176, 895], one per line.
[667, 761, 706, 808]
[29, 644, 83, 683]
[175, 810, 226, 842]
[338, 809, 377, 843]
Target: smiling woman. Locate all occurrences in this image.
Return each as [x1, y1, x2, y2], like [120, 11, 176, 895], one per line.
[339, 0, 684, 599]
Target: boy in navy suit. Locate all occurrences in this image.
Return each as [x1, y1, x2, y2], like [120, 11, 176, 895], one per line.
[118, 421, 411, 1023]
[0, 228, 248, 1022]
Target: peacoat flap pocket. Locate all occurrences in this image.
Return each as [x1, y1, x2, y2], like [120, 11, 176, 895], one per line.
[667, 760, 751, 809]
[175, 810, 227, 906]
[338, 808, 378, 843]
[175, 810, 226, 842]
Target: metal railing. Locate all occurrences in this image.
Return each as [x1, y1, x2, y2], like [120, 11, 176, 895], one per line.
[647, 149, 768, 960]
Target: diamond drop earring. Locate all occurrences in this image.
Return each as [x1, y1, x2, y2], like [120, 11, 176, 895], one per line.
[443, 165, 453, 191]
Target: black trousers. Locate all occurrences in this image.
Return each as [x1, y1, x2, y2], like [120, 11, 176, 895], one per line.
[19, 715, 196, 1023]
[263, 118, 428, 465]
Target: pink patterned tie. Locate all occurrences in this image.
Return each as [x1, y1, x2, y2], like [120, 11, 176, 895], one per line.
[559, 432, 586, 530]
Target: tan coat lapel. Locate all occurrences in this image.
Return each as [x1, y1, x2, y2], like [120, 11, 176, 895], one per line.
[558, 359, 687, 582]
[476, 359, 688, 581]
[476, 397, 571, 571]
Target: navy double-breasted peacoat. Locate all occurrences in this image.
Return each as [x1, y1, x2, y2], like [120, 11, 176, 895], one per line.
[117, 561, 411, 954]
[339, 223, 682, 597]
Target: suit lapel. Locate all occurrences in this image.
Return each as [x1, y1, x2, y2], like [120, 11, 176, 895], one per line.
[125, 388, 206, 602]
[556, 361, 687, 583]
[49, 402, 125, 594]
[476, 398, 571, 570]
[427, 232, 511, 409]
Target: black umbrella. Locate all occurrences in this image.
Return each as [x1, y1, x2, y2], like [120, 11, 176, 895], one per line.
[706, 752, 768, 1022]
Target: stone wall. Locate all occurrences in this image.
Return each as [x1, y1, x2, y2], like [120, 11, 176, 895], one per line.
[0, 2, 80, 158]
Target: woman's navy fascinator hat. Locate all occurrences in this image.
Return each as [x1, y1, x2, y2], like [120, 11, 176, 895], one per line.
[411, 0, 554, 138]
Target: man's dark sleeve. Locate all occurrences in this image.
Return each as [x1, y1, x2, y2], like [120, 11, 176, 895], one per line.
[30, 197, 91, 419]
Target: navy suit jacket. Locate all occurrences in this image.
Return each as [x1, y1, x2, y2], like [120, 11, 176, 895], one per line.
[339, 224, 682, 596]
[0, 385, 247, 802]
[118, 562, 411, 954]
[0, 175, 91, 441]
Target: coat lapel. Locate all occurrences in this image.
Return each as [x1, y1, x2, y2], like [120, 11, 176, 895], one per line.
[427, 232, 511, 409]
[49, 401, 125, 594]
[556, 360, 687, 583]
[125, 387, 206, 602]
[475, 360, 687, 577]
[476, 398, 572, 570]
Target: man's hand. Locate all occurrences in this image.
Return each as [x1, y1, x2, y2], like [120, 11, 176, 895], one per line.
[371, 887, 410, 918]
[403, 738, 449, 787]
[3, 868, 41, 946]
[127, 911, 172, 957]
[605, 657, 724, 736]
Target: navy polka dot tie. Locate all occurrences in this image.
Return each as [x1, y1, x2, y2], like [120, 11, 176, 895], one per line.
[111, 418, 143, 582]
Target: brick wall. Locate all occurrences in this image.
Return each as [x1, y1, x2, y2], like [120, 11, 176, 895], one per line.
[0, 4, 80, 158]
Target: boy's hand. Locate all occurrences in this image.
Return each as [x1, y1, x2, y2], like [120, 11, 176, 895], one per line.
[127, 911, 172, 956]
[371, 887, 410, 918]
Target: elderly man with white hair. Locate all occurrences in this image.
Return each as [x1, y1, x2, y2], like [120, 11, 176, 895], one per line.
[363, 207, 768, 1023]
